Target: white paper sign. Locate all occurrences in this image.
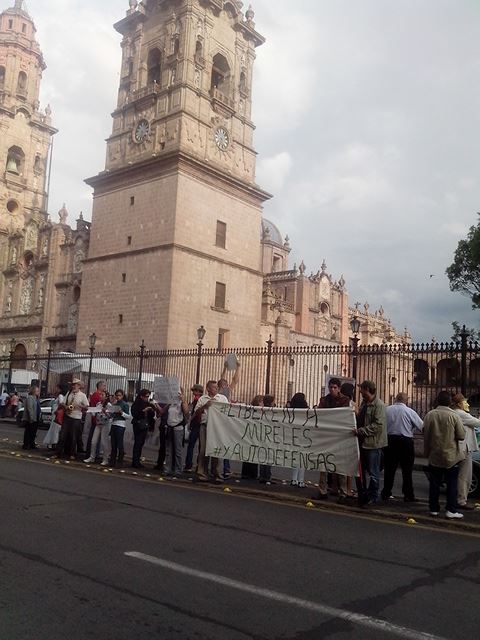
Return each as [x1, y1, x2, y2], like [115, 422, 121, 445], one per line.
[225, 353, 238, 372]
[153, 376, 180, 405]
[207, 403, 359, 476]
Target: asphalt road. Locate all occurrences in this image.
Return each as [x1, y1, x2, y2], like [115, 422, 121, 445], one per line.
[1, 453, 479, 640]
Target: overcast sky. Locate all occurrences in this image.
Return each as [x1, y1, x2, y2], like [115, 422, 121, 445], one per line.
[14, 0, 480, 341]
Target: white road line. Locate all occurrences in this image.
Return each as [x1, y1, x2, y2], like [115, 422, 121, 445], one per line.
[125, 551, 447, 640]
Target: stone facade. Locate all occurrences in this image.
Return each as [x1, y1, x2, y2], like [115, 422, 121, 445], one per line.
[76, 0, 270, 351]
[0, 2, 89, 360]
[260, 218, 409, 349]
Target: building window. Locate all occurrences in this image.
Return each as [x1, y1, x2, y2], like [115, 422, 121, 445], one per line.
[6, 145, 25, 175]
[215, 282, 226, 309]
[211, 53, 230, 95]
[22, 23, 26, 33]
[216, 220, 227, 248]
[17, 71, 27, 95]
[127, 236, 132, 246]
[130, 196, 135, 206]
[218, 329, 230, 351]
[122, 273, 126, 283]
[119, 314, 123, 324]
[147, 48, 162, 86]
[8, 19, 13, 29]
[0, 66, 5, 88]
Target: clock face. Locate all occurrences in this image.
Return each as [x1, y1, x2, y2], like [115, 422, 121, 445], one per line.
[214, 127, 230, 151]
[134, 119, 150, 143]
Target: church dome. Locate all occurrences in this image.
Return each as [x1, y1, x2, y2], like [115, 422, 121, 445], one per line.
[262, 218, 284, 247]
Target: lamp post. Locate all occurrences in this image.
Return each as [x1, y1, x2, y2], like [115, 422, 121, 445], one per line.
[44, 343, 52, 397]
[350, 316, 361, 381]
[195, 325, 206, 385]
[136, 339, 146, 394]
[86, 332, 97, 397]
[7, 337, 16, 392]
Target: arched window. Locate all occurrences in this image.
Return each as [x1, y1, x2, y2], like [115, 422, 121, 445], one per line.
[413, 358, 429, 385]
[211, 53, 231, 95]
[6, 146, 25, 175]
[437, 358, 460, 386]
[147, 48, 162, 86]
[17, 70, 27, 95]
[12, 343, 27, 369]
[0, 66, 5, 88]
[469, 359, 480, 385]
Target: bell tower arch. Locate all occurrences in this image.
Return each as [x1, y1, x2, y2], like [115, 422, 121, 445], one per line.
[78, 0, 270, 350]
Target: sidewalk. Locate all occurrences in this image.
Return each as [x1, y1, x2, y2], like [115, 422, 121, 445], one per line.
[1, 432, 479, 535]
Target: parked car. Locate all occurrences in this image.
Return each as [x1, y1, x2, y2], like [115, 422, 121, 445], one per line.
[471, 449, 480, 498]
[16, 398, 55, 429]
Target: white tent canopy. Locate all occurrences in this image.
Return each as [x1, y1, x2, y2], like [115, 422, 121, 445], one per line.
[40, 352, 127, 379]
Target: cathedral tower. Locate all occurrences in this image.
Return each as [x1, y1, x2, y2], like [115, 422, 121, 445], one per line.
[0, 0, 56, 232]
[77, 0, 270, 350]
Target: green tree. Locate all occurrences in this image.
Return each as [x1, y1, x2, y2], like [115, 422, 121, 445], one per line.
[451, 321, 480, 343]
[446, 214, 480, 308]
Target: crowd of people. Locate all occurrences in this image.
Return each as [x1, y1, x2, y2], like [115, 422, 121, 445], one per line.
[10, 364, 480, 520]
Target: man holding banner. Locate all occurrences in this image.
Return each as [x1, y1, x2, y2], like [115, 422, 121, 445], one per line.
[194, 380, 228, 482]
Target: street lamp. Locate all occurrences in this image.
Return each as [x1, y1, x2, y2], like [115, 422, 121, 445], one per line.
[7, 337, 16, 392]
[195, 325, 206, 385]
[350, 316, 360, 381]
[86, 332, 97, 396]
[44, 343, 53, 397]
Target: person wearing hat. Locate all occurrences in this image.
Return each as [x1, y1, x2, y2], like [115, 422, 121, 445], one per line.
[56, 378, 89, 459]
[183, 384, 204, 472]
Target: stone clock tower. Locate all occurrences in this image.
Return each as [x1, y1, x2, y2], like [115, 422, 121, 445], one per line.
[78, 0, 270, 350]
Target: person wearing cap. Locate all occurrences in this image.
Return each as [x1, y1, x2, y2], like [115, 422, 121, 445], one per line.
[56, 378, 88, 459]
[184, 384, 204, 473]
[451, 393, 480, 509]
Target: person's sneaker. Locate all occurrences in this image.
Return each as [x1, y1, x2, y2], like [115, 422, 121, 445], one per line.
[429, 511, 440, 516]
[100, 461, 109, 466]
[183, 467, 193, 473]
[298, 482, 306, 488]
[83, 457, 94, 464]
[382, 494, 396, 501]
[290, 480, 298, 487]
[446, 511, 464, 519]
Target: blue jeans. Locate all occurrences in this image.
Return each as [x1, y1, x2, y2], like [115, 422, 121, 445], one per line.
[110, 425, 125, 465]
[428, 464, 459, 513]
[360, 448, 382, 503]
[184, 423, 200, 470]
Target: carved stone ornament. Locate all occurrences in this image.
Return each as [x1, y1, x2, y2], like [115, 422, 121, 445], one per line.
[68, 303, 79, 334]
[19, 277, 34, 315]
[25, 225, 38, 251]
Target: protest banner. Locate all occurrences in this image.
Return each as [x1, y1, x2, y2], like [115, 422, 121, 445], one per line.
[153, 376, 180, 404]
[207, 403, 359, 476]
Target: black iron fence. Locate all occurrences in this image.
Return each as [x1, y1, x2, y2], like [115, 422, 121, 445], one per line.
[1, 337, 480, 418]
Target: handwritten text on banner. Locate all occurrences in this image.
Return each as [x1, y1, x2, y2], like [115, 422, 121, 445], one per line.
[206, 403, 359, 476]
